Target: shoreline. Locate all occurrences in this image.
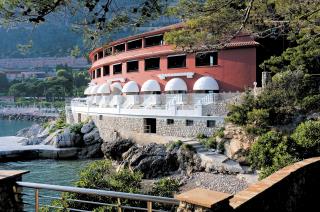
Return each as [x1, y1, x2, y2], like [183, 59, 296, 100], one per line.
[0, 136, 102, 162]
[0, 114, 55, 122]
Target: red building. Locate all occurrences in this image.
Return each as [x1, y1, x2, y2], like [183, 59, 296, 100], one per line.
[88, 24, 258, 94]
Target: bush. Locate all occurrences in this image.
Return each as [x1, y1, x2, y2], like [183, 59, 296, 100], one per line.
[196, 133, 207, 139]
[167, 140, 183, 151]
[70, 122, 84, 134]
[300, 94, 320, 112]
[150, 178, 180, 197]
[214, 127, 225, 138]
[291, 120, 320, 157]
[181, 143, 195, 152]
[200, 136, 217, 149]
[249, 131, 297, 179]
[247, 108, 269, 129]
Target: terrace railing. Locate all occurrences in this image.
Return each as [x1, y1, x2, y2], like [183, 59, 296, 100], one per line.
[17, 181, 179, 212]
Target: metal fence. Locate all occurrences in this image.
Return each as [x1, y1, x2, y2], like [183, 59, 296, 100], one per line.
[17, 181, 179, 212]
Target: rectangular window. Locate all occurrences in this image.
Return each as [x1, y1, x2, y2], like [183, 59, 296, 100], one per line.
[94, 54, 98, 62]
[104, 47, 112, 56]
[113, 63, 122, 74]
[145, 34, 163, 47]
[96, 68, 101, 78]
[145, 57, 160, 71]
[99, 115, 103, 120]
[127, 39, 142, 50]
[196, 52, 218, 66]
[167, 119, 174, 125]
[92, 70, 95, 79]
[207, 120, 216, 128]
[127, 60, 139, 72]
[114, 43, 125, 53]
[167, 55, 186, 69]
[98, 51, 103, 59]
[186, 120, 194, 126]
[103, 66, 110, 76]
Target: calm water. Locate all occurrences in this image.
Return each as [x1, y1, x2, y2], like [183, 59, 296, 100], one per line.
[0, 119, 97, 210]
[0, 118, 35, 136]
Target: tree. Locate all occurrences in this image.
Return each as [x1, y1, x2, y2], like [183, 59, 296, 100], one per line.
[0, 72, 9, 94]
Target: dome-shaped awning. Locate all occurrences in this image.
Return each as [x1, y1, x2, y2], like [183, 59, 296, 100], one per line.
[165, 78, 187, 92]
[89, 85, 100, 95]
[141, 80, 161, 92]
[193, 76, 219, 91]
[110, 82, 122, 94]
[122, 81, 139, 93]
[84, 86, 92, 95]
[97, 83, 111, 94]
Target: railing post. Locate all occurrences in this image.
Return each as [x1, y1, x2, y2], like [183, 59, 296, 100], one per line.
[147, 201, 152, 212]
[117, 197, 122, 212]
[35, 189, 39, 212]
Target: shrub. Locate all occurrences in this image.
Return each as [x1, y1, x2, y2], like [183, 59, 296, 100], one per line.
[167, 140, 183, 151]
[196, 133, 207, 139]
[70, 122, 84, 134]
[150, 178, 180, 197]
[249, 131, 297, 179]
[226, 91, 255, 125]
[217, 140, 225, 153]
[247, 108, 269, 129]
[181, 143, 195, 152]
[201, 136, 217, 149]
[300, 94, 320, 112]
[291, 120, 320, 157]
[214, 127, 225, 138]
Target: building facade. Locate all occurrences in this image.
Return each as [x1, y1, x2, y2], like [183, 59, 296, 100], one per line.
[70, 24, 258, 142]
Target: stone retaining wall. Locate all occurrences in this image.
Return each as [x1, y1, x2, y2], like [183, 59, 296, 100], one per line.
[76, 113, 223, 144]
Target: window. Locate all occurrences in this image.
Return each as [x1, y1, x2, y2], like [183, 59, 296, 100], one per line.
[104, 47, 112, 56]
[103, 66, 110, 76]
[196, 52, 218, 66]
[114, 43, 125, 53]
[99, 115, 103, 120]
[94, 54, 98, 62]
[127, 60, 139, 72]
[96, 68, 101, 78]
[113, 63, 122, 74]
[145, 57, 160, 71]
[167, 55, 186, 69]
[127, 39, 142, 50]
[98, 51, 103, 59]
[186, 120, 194, 126]
[145, 34, 163, 47]
[92, 70, 95, 79]
[207, 120, 216, 128]
[167, 119, 174, 125]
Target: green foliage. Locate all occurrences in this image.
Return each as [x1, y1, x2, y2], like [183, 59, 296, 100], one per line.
[196, 133, 207, 139]
[49, 113, 67, 133]
[181, 143, 195, 152]
[300, 95, 320, 112]
[167, 140, 183, 151]
[226, 91, 255, 125]
[217, 140, 225, 153]
[291, 121, 320, 157]
[200, 136, 217, 149]
[248, 131, 297, 179]
[150, 178, 180, 197]
[214, 127, 225, 138]
[69, 122, 84, 134]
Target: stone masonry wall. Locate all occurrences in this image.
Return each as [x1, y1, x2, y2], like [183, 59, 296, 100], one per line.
[74, 113, 223, 143]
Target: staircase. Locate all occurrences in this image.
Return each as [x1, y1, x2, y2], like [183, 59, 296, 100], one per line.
[183, 139, 243, 174]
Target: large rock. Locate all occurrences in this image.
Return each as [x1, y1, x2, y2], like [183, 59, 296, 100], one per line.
[81, 121, 95, 134]
[120, 143, 180, 179]
[223, 123, 256, 164]
[101, 139, 134, 160]
[77, 143, 103, 159]
[53, 128, 76, 148]
[83, 128, 102, 146]
[16, 124, 44, 138]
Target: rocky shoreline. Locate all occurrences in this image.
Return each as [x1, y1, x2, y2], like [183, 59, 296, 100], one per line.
[0, 114, 54, 122]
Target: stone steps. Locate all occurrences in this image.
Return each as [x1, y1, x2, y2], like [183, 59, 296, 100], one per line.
[182, 139, 244, 174]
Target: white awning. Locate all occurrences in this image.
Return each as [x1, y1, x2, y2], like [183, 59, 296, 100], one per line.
[141, 80, 161, 92]
[110, 82, 122, 94]
[97, 83, 111, 94]
[90, 85, 100, 95]
[122, 81, 139, 93]
[84, 86, 92, 95]
[165, 78, 187, 91]
[193, 76, 219, 91]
